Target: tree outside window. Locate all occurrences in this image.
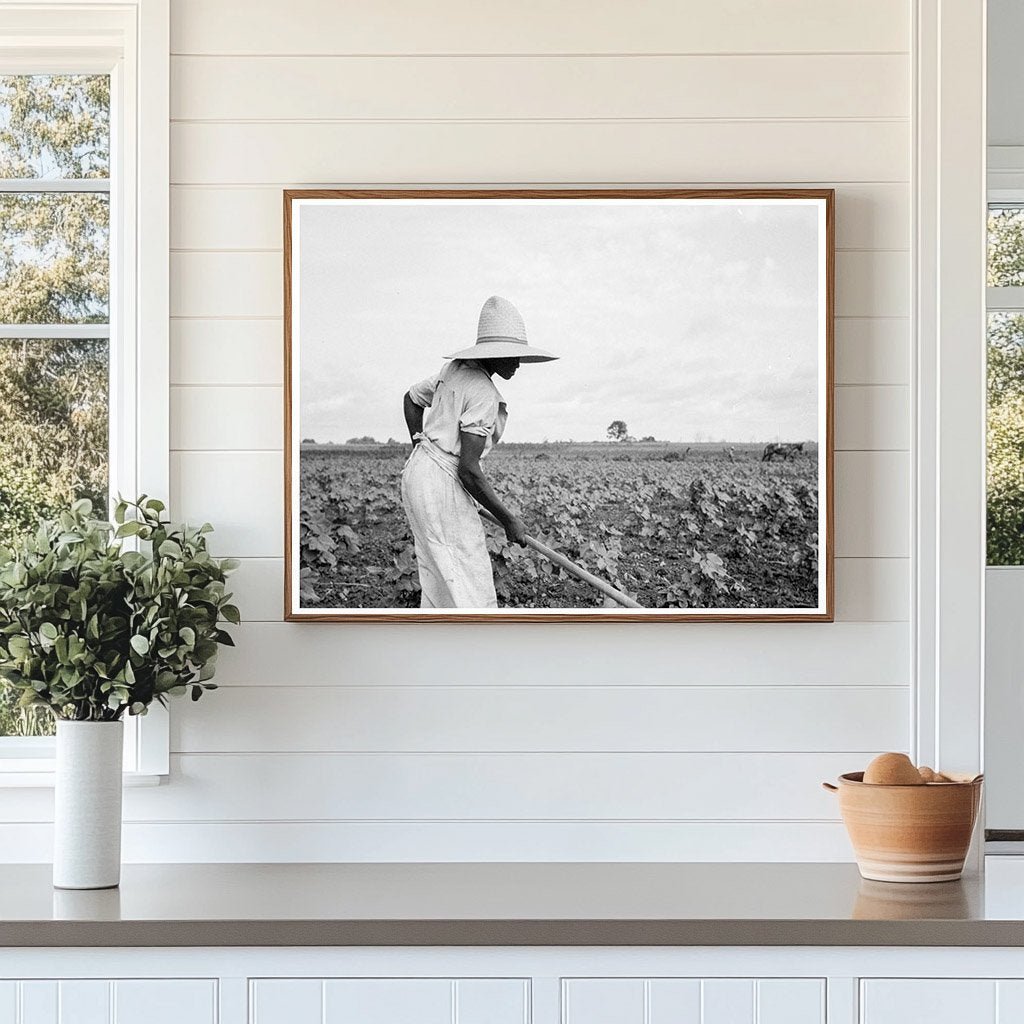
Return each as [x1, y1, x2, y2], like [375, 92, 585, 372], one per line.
[987, 207, 1024, 566]
[0, 75, 110, 736]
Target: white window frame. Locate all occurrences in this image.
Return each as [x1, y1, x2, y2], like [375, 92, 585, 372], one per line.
[983, 173, 1024, 838]
[913, 0, 987, 863]
[986, 198, 1024, 311]
[0, 0, 169, 784]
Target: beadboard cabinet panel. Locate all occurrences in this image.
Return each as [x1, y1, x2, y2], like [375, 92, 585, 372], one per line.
[562, 978, 825, 1024]
[249, 979, 321, 1023]
[249, 979, 528, 1024]
[860, 980, 997, 1023]
[323, 980, 451, 1024]
[0, 981, 217, 1024]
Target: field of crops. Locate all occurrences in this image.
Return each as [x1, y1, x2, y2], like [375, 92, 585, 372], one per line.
[298, 442, 820, 610]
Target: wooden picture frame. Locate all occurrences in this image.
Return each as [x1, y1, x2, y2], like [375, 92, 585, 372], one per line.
[284, 188, 834, 622]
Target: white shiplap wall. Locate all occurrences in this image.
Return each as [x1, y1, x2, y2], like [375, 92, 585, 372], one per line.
[5, 0, 914, 861]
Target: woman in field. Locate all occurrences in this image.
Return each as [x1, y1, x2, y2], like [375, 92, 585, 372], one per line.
[401, 295, 558, 608]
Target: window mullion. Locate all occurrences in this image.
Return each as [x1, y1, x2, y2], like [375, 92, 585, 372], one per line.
[987, 286, 1024, 312]
[0, 178, 110, 193]
[0, 324, 110, 339]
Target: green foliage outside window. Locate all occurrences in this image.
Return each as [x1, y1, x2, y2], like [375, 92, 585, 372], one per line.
[0, 75, 110, 736]
[988, 209, 1024, 565]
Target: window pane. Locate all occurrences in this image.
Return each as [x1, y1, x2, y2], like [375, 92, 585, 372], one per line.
[0, 338, 108, 738]
[989, 206, 1024, 288]
[0, 192, 109, 323]
[0, 74, 109, 179]
[988, 312, 1024, 565]
[0, 691, 53, 738]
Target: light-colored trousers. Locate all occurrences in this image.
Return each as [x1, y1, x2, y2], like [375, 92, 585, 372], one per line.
[400, 437, 498, 609]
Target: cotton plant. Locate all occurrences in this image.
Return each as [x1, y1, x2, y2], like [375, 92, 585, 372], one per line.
[0, 496, 239, 722]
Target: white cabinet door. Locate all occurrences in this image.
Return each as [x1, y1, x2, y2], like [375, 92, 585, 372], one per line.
[0, 980, 216, 1024]
[861, 980, 1024, 1023]
[249, 978, 528, 1024]
[323, 980, 450, 1024]
[562, 978, 825, 1024]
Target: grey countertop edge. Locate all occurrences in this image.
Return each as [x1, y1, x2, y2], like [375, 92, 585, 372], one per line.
[4, 919, 1024, 948]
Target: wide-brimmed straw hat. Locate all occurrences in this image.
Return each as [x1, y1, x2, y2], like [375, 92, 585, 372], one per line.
[445, 295, 558, 363]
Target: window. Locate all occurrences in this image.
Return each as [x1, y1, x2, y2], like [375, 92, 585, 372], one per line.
[0, 73, 111, 739]
[0, 3, 169, 779]
[986, 205, 1024, 566]
[985, 198, 1024, 838]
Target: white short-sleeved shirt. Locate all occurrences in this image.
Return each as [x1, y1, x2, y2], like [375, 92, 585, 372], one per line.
[408, 359, 507, 458]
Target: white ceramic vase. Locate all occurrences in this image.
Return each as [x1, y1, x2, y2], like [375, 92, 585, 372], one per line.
[53, 719, 124, 889]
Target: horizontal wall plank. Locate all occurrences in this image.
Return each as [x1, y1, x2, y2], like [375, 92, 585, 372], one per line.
[171, 188, 284, 250]
[0, 820, 855, 862]
[113, 752, 869, 820]
[227, 556, 909, 624]
[169, 384, 904, 452]
[170, 0, 909, 56]
[170, 451, 283, 557]
[171, 252, 280, 317]
[834, 318, 909, 385]
[172, 183, 909, 250]
[170, 684, 909, 753]
[834, 385, 909, 450]
[835, 251, 908, 318]
[224, 557, 283, 620]
[833, 558, 909, 621]
[171, 183, 909, 251]
[171, 385, 282, 450]
[171, 54, 909, 121]
[171, 319, 283, 385]
[172, 449, 906, 559]
[210, 621, 909, 687]
[170, 250, 907, 319]
[834, 451, 909, 558]
[169, 311, 913, 391]
[170, 121, 909, 186]
[168, 314, 911, 388]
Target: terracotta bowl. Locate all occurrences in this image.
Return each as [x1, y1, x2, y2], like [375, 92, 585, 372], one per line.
[823, 771, 983, 883]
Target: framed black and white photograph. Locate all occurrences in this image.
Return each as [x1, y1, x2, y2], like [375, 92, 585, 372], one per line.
[284, 189, 833, 622]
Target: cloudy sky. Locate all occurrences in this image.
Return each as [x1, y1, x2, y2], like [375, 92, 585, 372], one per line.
[296, 198, 823, 444]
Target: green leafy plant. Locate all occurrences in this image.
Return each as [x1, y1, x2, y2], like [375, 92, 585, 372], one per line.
[0, 496, 239, 722]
